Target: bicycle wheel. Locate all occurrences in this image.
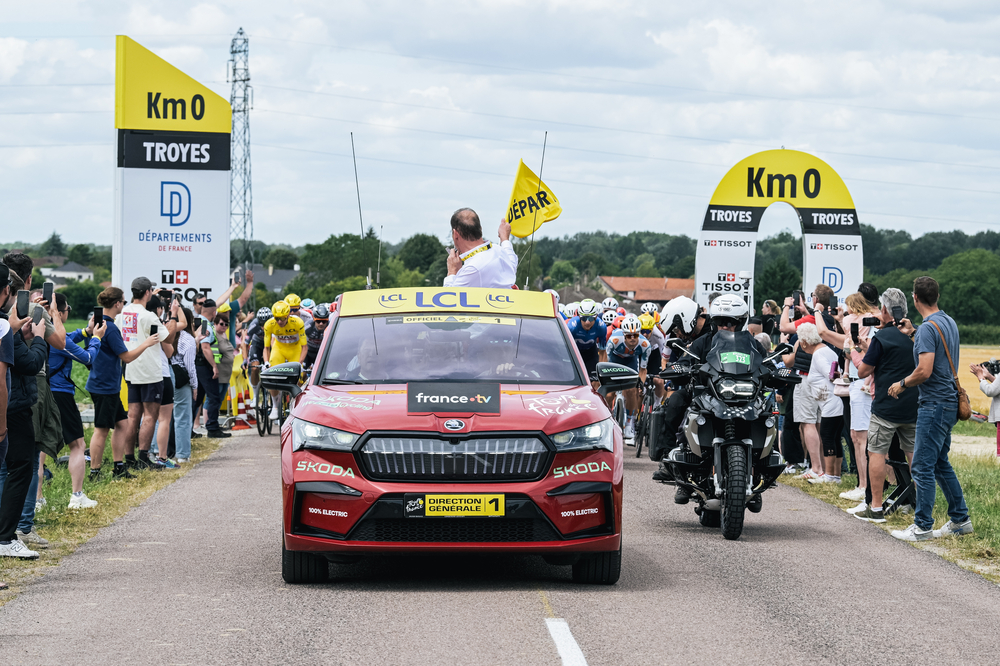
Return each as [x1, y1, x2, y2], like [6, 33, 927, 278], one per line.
[265, 391, 274, 435]
[636, 390, 654, 458]
[255, 388, 266, 437]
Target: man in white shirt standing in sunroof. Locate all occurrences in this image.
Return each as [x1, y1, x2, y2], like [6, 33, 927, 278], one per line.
[443, 208, 518, 289]
[116, 276, 167, 470]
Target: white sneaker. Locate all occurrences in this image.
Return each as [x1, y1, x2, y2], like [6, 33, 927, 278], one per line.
[269, 405, 279, 420]
[807, 474, 839, 484]
[782, 464, 798, 475]
[176, 457, 190, 464]
[623, 420, 635, 439]
[15, 529, 48, 549]
[0, 539, 39, 559]
[68, 492, 98, 509]
[891, 523, 934, 542]
[846, 501, 868, 515]
[838, 487, 866, 501]
[933, 519, 974, 538]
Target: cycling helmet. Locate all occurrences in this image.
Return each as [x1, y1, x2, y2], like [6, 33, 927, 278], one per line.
[640, 302, 658, 316]
[284, 294, 302, 308]
[313, 304, 330, 320]
[616, 307, 626, 316]
[602, 297, 619, 311]
[594, 302, 605, 315]
[602, 311, 617, 325]
[255, 306, 272, 324]
[301, 298, 315, 309]
[638, 313, 656, 331]
[566, 302, 580, 317]
[620, 314, 642, 334]
[709, 294, 749, 329]
[272, 301, 291, 318]
[660, 296, 699, 336]
[578, 299, 600, 317]
[544, 288, 560, 304]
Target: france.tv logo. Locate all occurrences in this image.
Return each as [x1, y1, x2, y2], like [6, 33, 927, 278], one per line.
[160, 181, 191, 227]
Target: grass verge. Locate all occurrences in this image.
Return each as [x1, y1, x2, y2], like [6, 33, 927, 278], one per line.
[0, 431, 223, 605]
[781, 450, 1000, 583]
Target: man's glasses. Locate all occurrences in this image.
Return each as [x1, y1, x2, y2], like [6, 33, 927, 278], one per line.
[580, 316, 595, 323]
[624, 333, 639, 340]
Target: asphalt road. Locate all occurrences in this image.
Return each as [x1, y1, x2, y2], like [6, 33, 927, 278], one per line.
[2, 433, 999, 665]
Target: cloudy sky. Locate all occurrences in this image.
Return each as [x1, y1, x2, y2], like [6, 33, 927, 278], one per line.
[2, 1, 1000, 249]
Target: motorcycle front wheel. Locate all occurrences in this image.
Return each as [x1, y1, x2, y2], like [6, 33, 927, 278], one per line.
[721, 445, 748, 540]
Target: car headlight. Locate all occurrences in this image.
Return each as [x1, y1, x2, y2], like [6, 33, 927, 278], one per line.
[551, 419, 614, 452]
[292, 419, 360, 452]
[715, 378, 756, 400]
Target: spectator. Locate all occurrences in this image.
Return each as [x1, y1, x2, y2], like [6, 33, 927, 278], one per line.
[852, 288, 918, 522]
[814, 292, 880, 502]
[708, 292, 721, 306]
[117, 277, 167, 470]
[0, 283, 48, 559]
[87, 287, 158, 481]
[760, 299, 780, 340]
[779, 284, 838, 335]
[443, 209, 518, 288]
[754, 332, 772, 352]
[170, 307, 198, 463]
[48, 293, 103, 508]
[888, 276, 972, 541]
[970, 361, 1000, 456]
[145, 294, 184, 469]
[747, 316, 763, 337]
[203, 314, 236, 438]
[784, 323, 841, 480]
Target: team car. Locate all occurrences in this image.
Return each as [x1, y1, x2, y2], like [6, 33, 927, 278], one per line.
[261, 287, 635, 585]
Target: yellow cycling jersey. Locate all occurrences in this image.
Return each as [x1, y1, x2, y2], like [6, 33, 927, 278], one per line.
[263, 315, 307, 348]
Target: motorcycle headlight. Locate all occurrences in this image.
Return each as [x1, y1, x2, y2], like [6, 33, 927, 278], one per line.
[551, 419, 614, 452]
[715, 378, 756, 400]
[292, 419, 360, 452]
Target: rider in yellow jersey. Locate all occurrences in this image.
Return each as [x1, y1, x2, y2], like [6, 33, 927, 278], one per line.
[262, 301, 307, 419]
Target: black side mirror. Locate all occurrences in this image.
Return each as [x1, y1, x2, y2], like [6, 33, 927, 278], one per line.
[261, 362, 303, 397]
[595, 361, 640, 397]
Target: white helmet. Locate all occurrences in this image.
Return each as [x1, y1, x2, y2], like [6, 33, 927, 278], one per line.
[660, 296, 700, 336]
[620, 314, 642, 334]
[545, 288, 560, 304]
[640, 302, 658, 315]
[566, 302, 580, 317]
[602, 297, 619, 311]
[602, 310, 617, 325]
[577, 299, 600, 317]
[709, 294, 749, 329]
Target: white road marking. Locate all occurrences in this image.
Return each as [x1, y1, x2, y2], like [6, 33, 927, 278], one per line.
[545, 618, 588, 666]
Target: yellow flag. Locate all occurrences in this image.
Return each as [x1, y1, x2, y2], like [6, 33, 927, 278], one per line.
[506, 159, 562, 238]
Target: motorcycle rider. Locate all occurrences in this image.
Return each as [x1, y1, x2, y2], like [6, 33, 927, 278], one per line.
[652, 295, 769, 501]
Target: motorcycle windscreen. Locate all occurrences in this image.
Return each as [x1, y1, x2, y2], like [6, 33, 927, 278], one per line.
[707, 330, 763, 375]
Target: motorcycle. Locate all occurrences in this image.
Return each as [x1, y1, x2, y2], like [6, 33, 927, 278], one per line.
[656, 331, 799, 540]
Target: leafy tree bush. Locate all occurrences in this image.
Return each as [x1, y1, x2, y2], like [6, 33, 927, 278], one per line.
[264, 247, 299, 270]
[397, 233, 444, 272]
[39, 231, 66, 257]
[60, 279, 104, 314]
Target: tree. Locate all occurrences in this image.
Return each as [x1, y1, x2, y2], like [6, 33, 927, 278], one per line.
[397, 233, 445, 272]
[935, 249, 1000, 326]
[754, 255, 801, 312]
[67, 244, 93, 266]
[663, 255, 694, 279]
[60, 279, 104, 315]
[634, 260, 659, 277]
[264, 247, 299, 270]
[548, 260, 578, 286]
[39, 231, 66, 257]
[296, 227, 378, 289]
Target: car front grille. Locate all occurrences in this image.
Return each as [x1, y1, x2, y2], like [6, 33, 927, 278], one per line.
[347, 518, 560, 542]
[359, 436, 549, 482]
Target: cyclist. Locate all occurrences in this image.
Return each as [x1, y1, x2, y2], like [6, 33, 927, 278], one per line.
[641, 301, 659, 321]
[285, 293, 312, 328]
[639, 313, 665, 372]
[601, 310, 617, 327]
[303, 303, 330, 367]
[605, 314, 651, 439]
[565, 302, 579, 318]
[262, 301, 307, 420]
[242, 306, 271, 387]
[602, 297, 619, 312]
[566, 299, 607, 389]
[299, 298, 315, 318]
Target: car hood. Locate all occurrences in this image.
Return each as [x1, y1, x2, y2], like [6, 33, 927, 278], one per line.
[291, 384, 610, 436]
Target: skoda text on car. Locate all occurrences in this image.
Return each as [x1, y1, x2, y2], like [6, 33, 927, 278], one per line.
[264, 287, 625, 584]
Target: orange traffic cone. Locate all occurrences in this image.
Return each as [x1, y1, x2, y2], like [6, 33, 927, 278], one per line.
[232, 385, 251, 430]
[246, 388, 257, 425]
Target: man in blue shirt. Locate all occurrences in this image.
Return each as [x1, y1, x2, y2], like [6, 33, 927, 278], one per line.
[887, 276, 971, 541]
[566, 299, 606, 390]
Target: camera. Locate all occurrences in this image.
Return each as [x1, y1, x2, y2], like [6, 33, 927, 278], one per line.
[981, 359, 1000, 376]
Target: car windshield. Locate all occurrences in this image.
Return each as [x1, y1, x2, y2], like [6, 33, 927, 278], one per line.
[318, 314, 580, 385]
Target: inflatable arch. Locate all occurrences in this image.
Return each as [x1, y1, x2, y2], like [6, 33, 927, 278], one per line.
[694, 149, 863, 309]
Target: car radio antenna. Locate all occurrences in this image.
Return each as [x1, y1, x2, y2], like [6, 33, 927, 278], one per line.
[522, 131, 547, 290]
[351, 132, 372, 290]
[375, 224, 384, 289]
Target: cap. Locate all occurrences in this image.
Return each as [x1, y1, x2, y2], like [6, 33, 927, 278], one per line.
[0, 262, 9, 291]
[131, 276, 156, 292]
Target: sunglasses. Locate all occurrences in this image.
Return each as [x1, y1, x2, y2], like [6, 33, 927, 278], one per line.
[580, 316, 595, 323]
[624, 333, 639, 340]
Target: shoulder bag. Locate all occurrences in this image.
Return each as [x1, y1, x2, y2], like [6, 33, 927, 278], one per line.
[929, 320, 971, 421]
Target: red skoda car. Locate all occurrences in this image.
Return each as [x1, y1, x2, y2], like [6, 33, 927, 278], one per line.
[262, 287, 629, 584]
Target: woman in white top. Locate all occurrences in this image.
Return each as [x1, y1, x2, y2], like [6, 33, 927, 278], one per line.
[795, 324, 845, 483]
[970, 361, 1000, 457]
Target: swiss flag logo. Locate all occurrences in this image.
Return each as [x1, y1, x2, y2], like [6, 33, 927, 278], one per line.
[816, 244, 824, 250]
[710, 240, 717, 246]
[176, 270, 189, 285]
[726, 273, 735, 282]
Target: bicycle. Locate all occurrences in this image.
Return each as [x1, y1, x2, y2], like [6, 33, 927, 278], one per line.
[634, 376, 657, 458]
[255, 387, 273, 436]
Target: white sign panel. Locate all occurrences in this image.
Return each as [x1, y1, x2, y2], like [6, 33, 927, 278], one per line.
[695, 230, 757, 308]
[801, 234, 865, 308]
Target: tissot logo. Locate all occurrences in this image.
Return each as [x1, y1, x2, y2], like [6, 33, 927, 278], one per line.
[161, 269, 189, 285]
[810, 243, 859, 252]
[407, 383, 501, 414]
[704, 239, 752, 248]
[717, 273, 736, 282]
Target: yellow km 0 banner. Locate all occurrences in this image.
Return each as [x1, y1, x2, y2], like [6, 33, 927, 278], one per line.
[506, 159, 562, 238]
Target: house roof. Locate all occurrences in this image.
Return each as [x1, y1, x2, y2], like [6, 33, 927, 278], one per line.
[249, 263, 301, 292]
[598, 276, 695, 302]
[54, 261, 93, 273]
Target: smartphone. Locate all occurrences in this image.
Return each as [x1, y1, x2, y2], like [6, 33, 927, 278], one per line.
[850, 323, 859, 345]
[233, 267, 242, 285]
[201, 319, 208, 335]
[42, 281, 54, 306]
[149, 324, 158, 337]
[161, 290, 172, 307]
[93, 306, 104, 327]
[16, 290, 29, 319]
[792, 291, 800, 307]
[827, 294, 839, 315]
[31, 307, 44, 325]
[891, 306, 904, 326]
[862, 316, 880, 327]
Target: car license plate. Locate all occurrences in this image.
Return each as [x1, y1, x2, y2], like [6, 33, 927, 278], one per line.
[403, 494, 504, 518]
